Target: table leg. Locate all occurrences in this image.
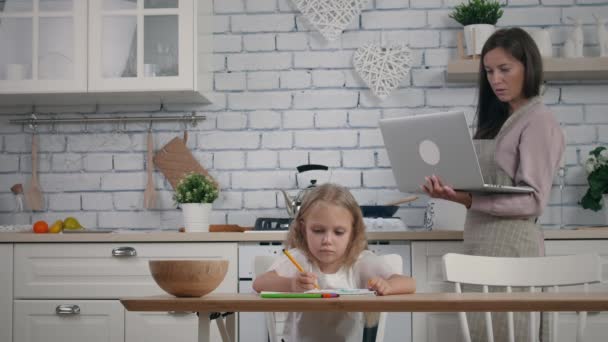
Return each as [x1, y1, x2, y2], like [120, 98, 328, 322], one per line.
[198, 312, 211, 342]
[226, 313, 236, 341]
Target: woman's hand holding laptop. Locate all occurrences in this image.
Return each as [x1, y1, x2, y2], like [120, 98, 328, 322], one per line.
[421, 174, 472, 209]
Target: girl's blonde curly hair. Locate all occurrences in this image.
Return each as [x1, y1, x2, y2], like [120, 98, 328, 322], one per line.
[285, 183, 367, 268]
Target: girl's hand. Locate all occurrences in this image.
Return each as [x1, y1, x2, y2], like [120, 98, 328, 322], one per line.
[421, 174, 472, 209]
[367, 277, 392, 296]
[291, 272, 318, 292]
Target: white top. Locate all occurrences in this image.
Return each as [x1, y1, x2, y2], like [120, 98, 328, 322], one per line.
[269, 248, 395, 342]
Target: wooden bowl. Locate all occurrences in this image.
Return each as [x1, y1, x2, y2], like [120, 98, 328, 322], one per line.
[149, 259, 228, 297]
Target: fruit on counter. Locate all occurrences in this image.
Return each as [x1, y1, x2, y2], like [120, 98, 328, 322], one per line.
[49, 220, 63, 234]
[32, 220, 49, 234]
[63, 216, 84, 230]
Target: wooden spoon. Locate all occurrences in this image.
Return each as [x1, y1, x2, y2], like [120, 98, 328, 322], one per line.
[24, 133, 44, 211]
[143, 131, 157, 209]
[384, 196, 418, 206]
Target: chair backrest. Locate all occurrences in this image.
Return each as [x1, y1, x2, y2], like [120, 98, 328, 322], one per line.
[442, 253, 602, 342]
[253, 253, 403, 342]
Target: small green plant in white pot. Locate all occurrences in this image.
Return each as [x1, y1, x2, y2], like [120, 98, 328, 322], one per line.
[174, 172, 219, 232]
[449, 0, 504, 56]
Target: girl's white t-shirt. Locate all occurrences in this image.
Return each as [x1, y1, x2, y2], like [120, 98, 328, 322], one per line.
[268, 248, 395, 342]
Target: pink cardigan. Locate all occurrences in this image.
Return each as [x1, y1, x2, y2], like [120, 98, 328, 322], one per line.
[470, 99, 565, 218]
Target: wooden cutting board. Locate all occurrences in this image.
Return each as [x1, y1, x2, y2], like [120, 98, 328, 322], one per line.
[178, 225, 252, 232]
[153, 137, 217, 189]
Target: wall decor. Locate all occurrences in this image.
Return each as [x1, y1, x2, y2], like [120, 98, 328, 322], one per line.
[530, 29, 552, 57]
[563, 17, 584, 58]
[291, 0, 369, 41]
[595, 14, 608, 57]
[353, 42, 412, 99]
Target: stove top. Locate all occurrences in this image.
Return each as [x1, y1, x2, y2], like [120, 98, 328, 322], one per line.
[254, 218, 292, 231]
[363, 217, 408, 231]
[254, 217, 407, 231]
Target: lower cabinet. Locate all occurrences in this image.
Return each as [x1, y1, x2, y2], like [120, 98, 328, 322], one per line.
[125, 311, 199, 342]
[14, 300, 124, 342]
[545, 240, 608, 342]
[12, 242, 238, 342]
[411, 239, 608, 342]
[411, 241, 464, 342]
[0, 244, 12, 342]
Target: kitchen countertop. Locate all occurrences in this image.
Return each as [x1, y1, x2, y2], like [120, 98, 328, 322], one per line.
[1, 228, 608, 243]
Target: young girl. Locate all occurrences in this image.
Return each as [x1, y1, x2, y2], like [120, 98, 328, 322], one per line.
[253, 183, 416, 342]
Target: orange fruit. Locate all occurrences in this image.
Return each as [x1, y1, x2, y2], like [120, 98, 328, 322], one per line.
[33, 221, 49, 234]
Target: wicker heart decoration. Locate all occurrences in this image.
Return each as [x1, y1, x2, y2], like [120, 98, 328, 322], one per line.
[353, 42, 412, 100]
[292, 0, 370, 41]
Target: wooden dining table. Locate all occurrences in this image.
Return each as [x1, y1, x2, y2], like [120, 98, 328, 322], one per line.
[121, 292, 608, 342]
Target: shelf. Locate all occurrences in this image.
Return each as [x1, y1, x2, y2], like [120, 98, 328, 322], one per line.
[446, 57, 608, 82]
[0, 90, 211, 106]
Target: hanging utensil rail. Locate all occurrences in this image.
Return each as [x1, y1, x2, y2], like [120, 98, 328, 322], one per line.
[8, 112, 204, 127]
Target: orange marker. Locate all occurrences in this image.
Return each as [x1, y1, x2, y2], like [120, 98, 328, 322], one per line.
[282, 249, 320, 289]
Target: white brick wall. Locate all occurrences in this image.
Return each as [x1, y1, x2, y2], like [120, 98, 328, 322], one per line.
[1, 3, 607, 230]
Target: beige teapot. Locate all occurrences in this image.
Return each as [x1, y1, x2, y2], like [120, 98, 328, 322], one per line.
[280, 164, 329, 218]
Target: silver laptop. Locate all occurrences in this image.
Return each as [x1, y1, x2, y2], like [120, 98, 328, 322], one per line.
[378, 111, 534, 194]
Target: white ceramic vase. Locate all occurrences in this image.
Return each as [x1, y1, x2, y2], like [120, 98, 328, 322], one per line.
[464, 24, 495, 56]
[181, 203, 212, 232]
[530, 29, 553, 57]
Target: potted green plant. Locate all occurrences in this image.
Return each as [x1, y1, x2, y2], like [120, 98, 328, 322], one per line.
[173, 172, 219, 232]
[449, 0, 504, 56]
[581, 147, 608, 214]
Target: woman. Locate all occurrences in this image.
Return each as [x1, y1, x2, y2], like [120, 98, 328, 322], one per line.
[422, 27, 565, 341]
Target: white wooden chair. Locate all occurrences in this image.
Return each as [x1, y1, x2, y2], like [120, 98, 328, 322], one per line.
[442, 253, 602, 342]
[254, 253, 403, 342]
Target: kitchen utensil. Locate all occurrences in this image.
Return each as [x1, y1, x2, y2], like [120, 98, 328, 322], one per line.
[143, 130, 157, 209]
[153, 136, 217, 189]
[208, 224, 251, 233]
[24, 134, 44, 211]
[423, 198, 466, 230]
[149, 259, 228, 297]
[360, 196, 418, 218]
[281, 164, 329, 217]
[10, 183, 24, 212]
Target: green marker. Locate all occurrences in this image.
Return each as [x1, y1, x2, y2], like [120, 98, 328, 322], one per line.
[260, 292, 339, 298]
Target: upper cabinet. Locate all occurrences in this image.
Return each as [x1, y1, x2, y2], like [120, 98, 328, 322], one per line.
[0, 0, 87, 93]
[447, 57, 608, 83]
[0, 0, 213, 106]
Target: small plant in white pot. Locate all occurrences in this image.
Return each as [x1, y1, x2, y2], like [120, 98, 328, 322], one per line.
[174, 172, 219, 232]
[449, 0, 504, 56]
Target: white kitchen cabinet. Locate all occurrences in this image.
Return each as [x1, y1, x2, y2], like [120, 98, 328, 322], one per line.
[0, 244, 12, 342]
[0, 0, 213, 106]
[545, 240, 608, 342]
[411, 241, 464, 342]
[0, 0, 88, 93]
[13, 300, 124, 342]
[410, 239, 608, 342]
[14, 242, 237, 342]
[125, 311, 199, 342]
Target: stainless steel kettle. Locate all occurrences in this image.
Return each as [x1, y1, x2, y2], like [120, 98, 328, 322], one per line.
[280, 164, 329, 217]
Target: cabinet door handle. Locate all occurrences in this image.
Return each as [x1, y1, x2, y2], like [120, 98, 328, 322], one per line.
[112, 246, 137, 257]
[56, 304, 81, 315]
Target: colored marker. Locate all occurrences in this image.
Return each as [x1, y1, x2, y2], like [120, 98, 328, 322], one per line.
[260, 292, 339, 298]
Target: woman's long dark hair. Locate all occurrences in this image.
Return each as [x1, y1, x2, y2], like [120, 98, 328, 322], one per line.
[474, 27, 543, 139]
